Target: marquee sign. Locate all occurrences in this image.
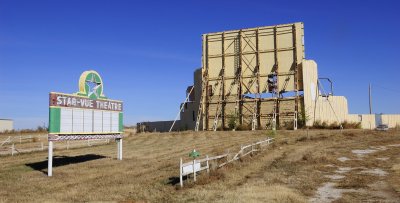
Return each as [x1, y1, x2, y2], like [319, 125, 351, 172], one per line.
[47, 70, 124, 176]
[48, 70, 123, 140]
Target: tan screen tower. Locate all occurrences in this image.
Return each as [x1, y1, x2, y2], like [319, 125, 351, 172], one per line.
[197, 22, 305, 131]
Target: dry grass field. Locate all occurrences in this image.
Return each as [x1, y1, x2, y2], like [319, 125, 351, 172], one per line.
[0, 129, 399, 202]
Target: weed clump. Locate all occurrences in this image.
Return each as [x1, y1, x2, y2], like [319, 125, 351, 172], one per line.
[236, 124, 251, 131]
[301, 152, 332, 164]
[312, 120, 361, 129]
[196, 170, 226, 185]
[296, 135, 308, 142]
[337, 174, 374, 189]
[341, 121, 361, 129]
[265, 130, 277, 138]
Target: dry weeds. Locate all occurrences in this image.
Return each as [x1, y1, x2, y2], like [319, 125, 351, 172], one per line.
[0, 129, 399, 202]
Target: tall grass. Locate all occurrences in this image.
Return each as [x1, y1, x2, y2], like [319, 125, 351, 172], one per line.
[312, 120, 361, 129]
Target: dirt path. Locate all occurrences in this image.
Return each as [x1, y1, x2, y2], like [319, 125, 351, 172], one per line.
[310, 134, 400, 202]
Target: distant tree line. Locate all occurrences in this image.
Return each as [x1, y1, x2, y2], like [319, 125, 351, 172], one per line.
[0, 125, 48, 135]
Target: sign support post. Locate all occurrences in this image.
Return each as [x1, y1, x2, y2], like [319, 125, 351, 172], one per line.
[48, 140, 53, 177]
[180, 158, 183, 187]
[117, 138, 123, 160]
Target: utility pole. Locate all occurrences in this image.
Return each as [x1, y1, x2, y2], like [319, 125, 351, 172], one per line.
[369, 83, 372, 114]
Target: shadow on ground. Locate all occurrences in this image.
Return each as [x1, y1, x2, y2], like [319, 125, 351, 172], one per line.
[166, 176, 188, 186]
[26, 154, 107, 174]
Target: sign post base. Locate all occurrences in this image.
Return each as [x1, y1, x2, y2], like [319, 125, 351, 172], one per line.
[48, 140, 53, 177]
[117, 138, 123, 160]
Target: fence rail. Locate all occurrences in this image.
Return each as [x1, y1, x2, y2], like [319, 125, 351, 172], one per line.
[0, 134, 113, 156]
[1, 136, 11, 146]
[179, 137, 274, 187]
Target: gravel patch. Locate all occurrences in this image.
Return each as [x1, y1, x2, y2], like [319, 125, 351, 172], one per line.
[387, 144, 400, 147]
[325, 174, 345, 180]
[352, 149, 377, 156]
[310, 182, 359, 203]
[376, 157, 389, 161]
[360, 168, 388, 176]
[370, 146, 388, 151]
[335, 167, 353, 174]
[337, 157, 350, 162]
[310, 182, 343, 203]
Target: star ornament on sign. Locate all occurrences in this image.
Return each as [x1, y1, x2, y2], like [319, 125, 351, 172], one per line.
[86, 73, 102, 98]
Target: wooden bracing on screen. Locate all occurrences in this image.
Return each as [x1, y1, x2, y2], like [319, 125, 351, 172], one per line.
[197, 23, 304, 131]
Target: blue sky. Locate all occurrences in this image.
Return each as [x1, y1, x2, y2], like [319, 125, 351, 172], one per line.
[0, 0, 399, 129]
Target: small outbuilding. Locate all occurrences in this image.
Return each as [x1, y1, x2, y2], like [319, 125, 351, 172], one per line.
[0, 119, 13, 132]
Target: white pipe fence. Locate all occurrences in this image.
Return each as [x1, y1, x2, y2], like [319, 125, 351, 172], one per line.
[179, 137, 274, 187]
[0, 135, 113, 156]
[1, 136, 12, 146]
[0, 134, 47, 145]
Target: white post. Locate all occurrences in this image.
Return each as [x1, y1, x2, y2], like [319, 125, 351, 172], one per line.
[11, 144, 15, 156]
[117, 139, 123, 160]
[41, 142, 44, 151]
[180, 158, 183, 188]
[206, 155, 210, 173]
[48, 141, 53, 177]
[193, 159, 196, 182]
